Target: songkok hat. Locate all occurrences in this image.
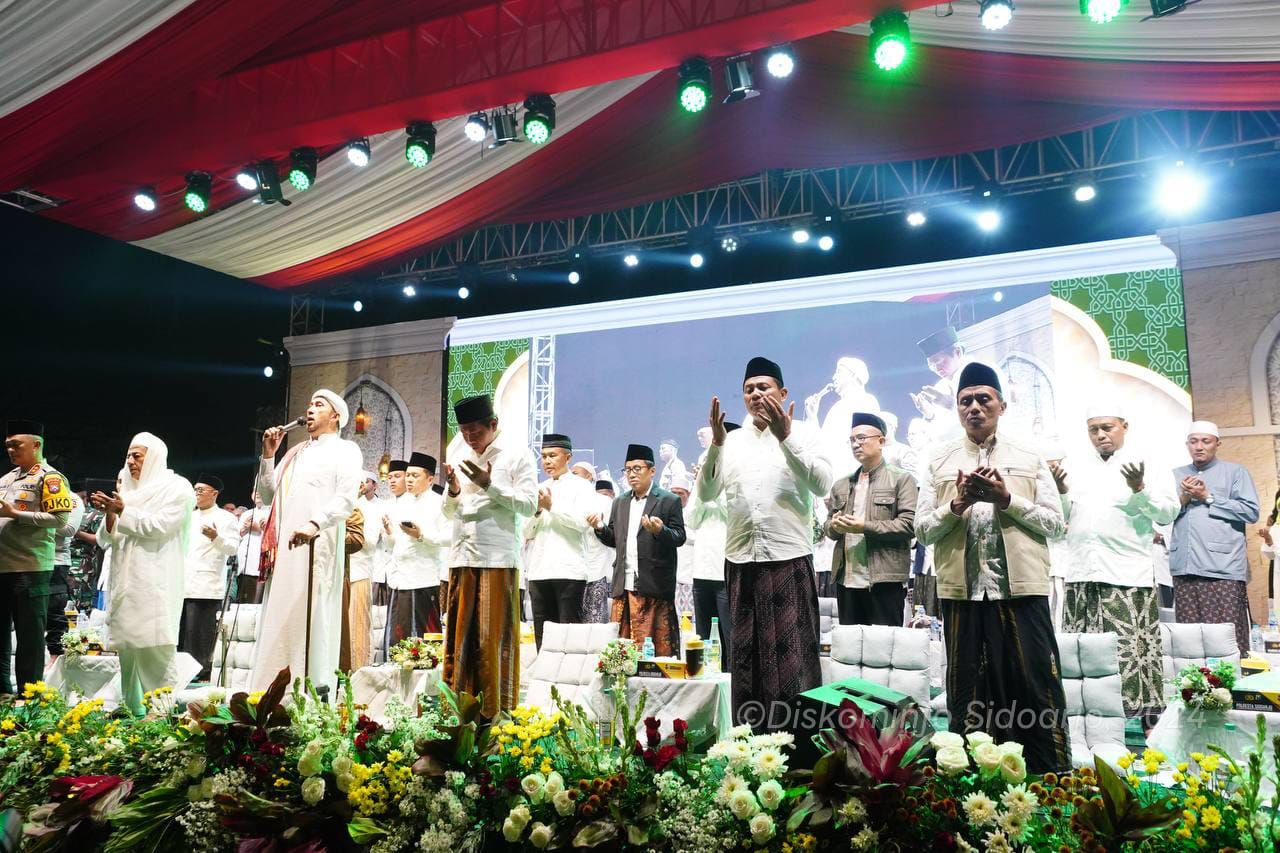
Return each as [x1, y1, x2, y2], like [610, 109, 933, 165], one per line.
[453, 394, 495, 425]
[595, 480, 615, 492]
[388, 459, 409, 473]
[361, 470, 379, 483]
[956, 362, 1002, 395]
[312, 389, 349, 428]
[541, 433, 573, 450]
[850, 412, 887, 434]
[670, 472, 693, 491]
[195, 473, 224, 493]
[743, 356, 784, 387]
[1086, 403, 1127, 420]
[1187, 420, 1220, 438]
[5, 419, 44, 437]
[408, 452, 437, 475]
[917, 326, 960, 357]
[625, 444, 655, 464]
[660, 438, 679, 449]
[571, 461, 597, 479]
[724, 422, 742, 433]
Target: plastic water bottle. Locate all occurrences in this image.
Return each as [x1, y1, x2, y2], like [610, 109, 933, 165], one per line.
[707, 618, 723, 673]
[1251, 623, 1264, 653]
[641, 636, 656, 660]
[929, 616, 942, 644]
[1267, 616, 1279, 653]
[910, 605, 928, 629]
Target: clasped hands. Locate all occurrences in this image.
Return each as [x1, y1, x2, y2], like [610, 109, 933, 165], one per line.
[442, 461, 493, 495]
[585, 512, 664, 534]
[950, 467, 1012, 515]
[828, 512, 865, 535]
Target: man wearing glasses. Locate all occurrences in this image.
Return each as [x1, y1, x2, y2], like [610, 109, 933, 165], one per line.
[824, 413, 918, 626]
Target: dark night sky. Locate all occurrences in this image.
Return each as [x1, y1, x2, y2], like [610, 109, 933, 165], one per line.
[6, 155, 1279, 502]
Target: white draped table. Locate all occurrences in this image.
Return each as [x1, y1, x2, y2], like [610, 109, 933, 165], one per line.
[45, 652, 202, 710]
[350, 664, 443, 721]
[622, 673, 733, 739]
[1147, 705, 1280, 795]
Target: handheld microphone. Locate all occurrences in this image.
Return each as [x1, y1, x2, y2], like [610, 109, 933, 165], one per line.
[277, 416, 307, 433]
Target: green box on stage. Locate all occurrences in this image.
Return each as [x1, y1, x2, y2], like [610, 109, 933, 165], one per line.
[788, 676, 929, 769]
[1232, 670, 1280, 713]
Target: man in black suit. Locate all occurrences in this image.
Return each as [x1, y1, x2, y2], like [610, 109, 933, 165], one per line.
[589, 444, 686, 656]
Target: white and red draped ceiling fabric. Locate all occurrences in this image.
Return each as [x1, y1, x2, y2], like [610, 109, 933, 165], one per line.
[1, 0, 1278, 288]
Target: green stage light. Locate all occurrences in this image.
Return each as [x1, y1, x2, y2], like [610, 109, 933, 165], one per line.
[287, 148, 317, 191]
[405, 122, 436, 168]
[183, 172, 211, 213]
[678, 58, 713, 113]
[1081, 0, 1126, 23]
[522, 94, 556, 144]
[869, 11, 911, 72]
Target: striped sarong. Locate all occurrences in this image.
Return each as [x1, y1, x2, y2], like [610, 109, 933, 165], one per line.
[443, 566, 520, 719]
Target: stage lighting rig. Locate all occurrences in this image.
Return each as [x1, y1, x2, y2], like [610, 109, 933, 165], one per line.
[870, 11, 911, 71]
[405, 123, 437, 167]
[724, 55, 759, 103]
[678, 58, 713, 113]
[489, 109, 520, 148]
[133, 186, 158, 212]
[764, 44, 795, 78]
[287, 148, 317, 191]
[979, 0, 1013, 30]
[347, 138, 371, 167]
[464, 112, 490, 143]
[523, 94, 557, 144]
[1081, 0, 1126, 23]
[184, 172, 212, 213]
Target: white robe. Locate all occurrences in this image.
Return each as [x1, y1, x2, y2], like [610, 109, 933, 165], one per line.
[98, 444, 193, 650]
[250, 432, 361, 692]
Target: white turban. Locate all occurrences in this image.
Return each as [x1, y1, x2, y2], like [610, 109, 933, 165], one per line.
[361, 470, 379, 483]
[1187, 420, 1219, 438]
[312, 389, 349, 428]
[1085, 403, 1126, 420]
[670, 472, 694, 491]
[571, 461, 597, 479]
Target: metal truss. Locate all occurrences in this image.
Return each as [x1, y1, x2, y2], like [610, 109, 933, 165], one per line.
[528, 335, 556, 452]
[289, 294, 325, 338]
[379, 109, 1280, 282]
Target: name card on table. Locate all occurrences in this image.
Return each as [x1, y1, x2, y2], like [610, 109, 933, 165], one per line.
[635, 659, 687, 679]
[1232, 670, 1280, 713]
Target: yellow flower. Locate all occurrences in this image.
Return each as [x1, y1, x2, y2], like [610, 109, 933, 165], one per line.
[248, 691, 265, 706]
[1182, 810, 1197, 825]
[274, 777, 291, 788]
[520, 755, 535, 770]
[1172, 772, 1185, 783]
[1143, 761, 1160, 775]
[1200, 755, 1220, 773]
[509, 746, 522, 757]
[1201, 805, 1221, 830]
[540, 759, 553, 775]
[1176, 826, 1192, 839]
[1189, 752, 1205, 763]
[1116, 753, 1133, 769]
[1177, 762, 1189, 772]
[1127, 774, 1140, 787]
[386, 750, 403, 764]
[0, 719, 15, 732]
[1238, 818, 1249, 832]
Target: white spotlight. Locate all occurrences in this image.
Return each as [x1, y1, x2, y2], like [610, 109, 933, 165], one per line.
[721, 236, 739, 253]
[979, 0, 1014, 31]
[976, 209, 1001, 232]
[402, 284, 417, 298]
[133, 187, 158, 212]
[235, 168, 259, 191]
[689, 252, 705, 268]
[464, 113, 490, 143]
[791, 228, 810, 244]
[346, 139, 371, 167]
[623, 253, 639, 267]
[458, 287, 470, 299]
[993, 291, 1004, 303]
[817, 235, 834, 251]
[353, 299, 363, 313]
[1074, 183, 1097, 203]
[263, 366, 274, 378]
[1155, 161, 1206, 216]
[568, 271, 581, 284]
[765, 44, 795, 79]
[905, 208, 927, 227]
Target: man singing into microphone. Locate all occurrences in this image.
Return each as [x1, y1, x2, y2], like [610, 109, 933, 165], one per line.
[250, 391, 362, 693]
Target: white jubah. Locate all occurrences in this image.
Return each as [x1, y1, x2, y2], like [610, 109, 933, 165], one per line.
[250, 432, 361, 693]
[97, 432, 193, 715]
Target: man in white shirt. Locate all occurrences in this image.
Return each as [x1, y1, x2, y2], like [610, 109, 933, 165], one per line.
[235, 490, 267, 603]
[387, 453, 450, 645]
[658, 439, 688, 492]
[525, 434, 595, 647]
[689, 422, 738, 665]
[571, 461, 614, 623]
[1057, 406, 1179, 721]
[442, 395, 538, 718]
[375, 460, 409, 607]
[178, 475, 239, 680]
[698, 357, 834, 725]
[342, 471, 381, 671]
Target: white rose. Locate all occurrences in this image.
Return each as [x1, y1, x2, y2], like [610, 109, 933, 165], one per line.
[206, 689, 225, 705]
[332, 754, 353, 776]
[930, 731, 965, 751]
[757, 779, 785, 811]
[302, 739, 325, 758]
[749, 813, 775, 844]
[509, 805, 532, 830]
[199, 778, 214, 800]
[502, 819, 523, 843]
[297, 752, 323, 778]
[998, 741, 1024, 759]
[544, 771, 565, 797]
[728, 790, 760, 820]
[553, 789, 576, 816]
[973, 742, 1003, 777]
[528, 822, 553, 849]
[966, 732, 994, 750]
[186, 783, 204, 802]
[336, 772, 353, 793]
[186, 756, 206, 779]
[301, 776, 325, 805]
[999, 751, 1027, 784]
[520, 773, 546, 803]
[936, 746, 970, 777]
[1211, 687, 1232, 706]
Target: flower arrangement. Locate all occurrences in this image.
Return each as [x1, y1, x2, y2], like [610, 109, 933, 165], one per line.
[4, 670, 1280, 852]
[596, 638, 640, 693]
[1175, 660, 1236, 712]
[388, 636, 442, 670]
[60, 626, 103, 661]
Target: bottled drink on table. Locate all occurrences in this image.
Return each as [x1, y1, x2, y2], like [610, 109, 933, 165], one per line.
[707, 617, 722, 673]
[641, 636, 655, 660]
[910, 604, 928, 629]
[1251, 623, 1264, 653]
[929, 616, 942, 644]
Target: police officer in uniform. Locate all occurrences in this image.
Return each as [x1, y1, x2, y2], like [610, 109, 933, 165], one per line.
[0, 420, 73, 693]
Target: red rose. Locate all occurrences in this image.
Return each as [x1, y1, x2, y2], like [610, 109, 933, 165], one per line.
[1207, 674, 1222, 688]
[932, 831, 958, 851]
[354, 732, 369, 751]
[647, 729, 661, 748]
[505, 778, 519, 792]
[1181, 688, 1194, 702]
[674, 734, 687, 751]
[1200, 667, 1211, 676]
[653, 744, 681, 771]
[672, 719, 688, 734]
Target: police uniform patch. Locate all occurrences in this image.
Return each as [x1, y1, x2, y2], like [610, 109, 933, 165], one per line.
[41, 474, 73, 513]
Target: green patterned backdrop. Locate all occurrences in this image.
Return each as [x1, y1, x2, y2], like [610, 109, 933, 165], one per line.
[446, 338, 530, 441]
[1051, 267, 1190, 391]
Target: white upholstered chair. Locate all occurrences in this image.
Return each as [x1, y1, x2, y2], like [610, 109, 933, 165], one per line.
[820, 624, 932, 708]
[370, 603, 388, 665]
[1159, 622, 1241, 697]
[818, 597, 839, 646]
[524, 621, 619, 719]
[1057, 631, 1129, 768]
[210, 604, 260, 693]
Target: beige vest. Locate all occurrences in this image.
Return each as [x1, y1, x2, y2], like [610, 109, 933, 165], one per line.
[929, 435, 1052, 600]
